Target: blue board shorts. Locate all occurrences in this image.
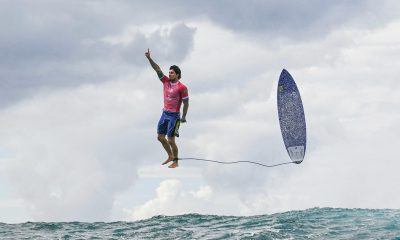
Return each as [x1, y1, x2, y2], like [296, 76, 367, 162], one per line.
[157, 110, 181, 137]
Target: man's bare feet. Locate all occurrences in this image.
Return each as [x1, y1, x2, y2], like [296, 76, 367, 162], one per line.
[162, 156, 174, 165]
[168, 159, 179, 168]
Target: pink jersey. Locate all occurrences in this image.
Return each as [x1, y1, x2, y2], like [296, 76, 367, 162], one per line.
[160, 75, 189, 112]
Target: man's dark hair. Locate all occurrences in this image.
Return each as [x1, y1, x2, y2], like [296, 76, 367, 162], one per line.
[170, 65, 181, 79]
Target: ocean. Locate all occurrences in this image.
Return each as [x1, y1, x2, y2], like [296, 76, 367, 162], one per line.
[1, 208, 399, 239]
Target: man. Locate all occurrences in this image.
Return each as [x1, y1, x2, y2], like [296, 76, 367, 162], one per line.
[145, 48, 189, 168]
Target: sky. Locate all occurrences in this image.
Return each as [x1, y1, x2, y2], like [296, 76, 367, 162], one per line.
[1, 0, 400, 223]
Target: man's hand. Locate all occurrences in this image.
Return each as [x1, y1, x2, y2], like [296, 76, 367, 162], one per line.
[145, 48, 151, 59]
[145, 48, 163, 75]
[180, 117, 186, 123]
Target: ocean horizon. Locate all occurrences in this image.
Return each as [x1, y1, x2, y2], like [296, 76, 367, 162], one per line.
[1, 207, 399, 239]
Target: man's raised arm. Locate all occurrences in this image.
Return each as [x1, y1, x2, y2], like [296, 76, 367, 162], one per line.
[145, 48, 164, 79]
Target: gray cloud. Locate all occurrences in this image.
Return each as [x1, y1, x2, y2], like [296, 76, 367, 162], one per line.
[201, 0, 400, 40]
[2, 0, 398, 108]
[136, 0, 400, 40]
[199, 1, 389, 38]
[0, 1, 196, 108]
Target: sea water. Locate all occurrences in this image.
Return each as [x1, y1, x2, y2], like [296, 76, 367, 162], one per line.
[1, 208, 399, 239]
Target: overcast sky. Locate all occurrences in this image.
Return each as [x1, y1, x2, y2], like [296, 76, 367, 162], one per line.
[1, 0, 400, 223]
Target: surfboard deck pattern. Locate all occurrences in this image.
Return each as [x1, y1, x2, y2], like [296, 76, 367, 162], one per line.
[277, 69, 306, 163]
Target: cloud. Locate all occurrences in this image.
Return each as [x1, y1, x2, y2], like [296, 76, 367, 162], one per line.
[1, 1, 400, 222]
[201, 0, 397, 39]
[129, 178, 311, 221]
[2, 0, 398, 108]
[131, 179, 184, 220]
[131, 179, 243, 220]
[0, 0, 196, 107]
[190, 185, 213, 200]
[0, 78, 159, 221]
[132, 0, 400, 41]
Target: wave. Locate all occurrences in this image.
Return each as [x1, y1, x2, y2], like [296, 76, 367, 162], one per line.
[1, 208, 399, 239]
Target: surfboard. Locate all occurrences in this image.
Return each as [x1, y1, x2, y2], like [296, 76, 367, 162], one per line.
[277, 69, 306, 164]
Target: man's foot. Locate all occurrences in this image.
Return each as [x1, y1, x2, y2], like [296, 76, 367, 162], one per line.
[162, 156, 174, 165]
[168, 158, 179, 168]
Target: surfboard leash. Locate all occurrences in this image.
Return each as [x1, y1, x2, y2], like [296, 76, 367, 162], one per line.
[177, 157, 296, 168]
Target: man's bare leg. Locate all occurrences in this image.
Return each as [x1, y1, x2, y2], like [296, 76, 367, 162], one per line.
[158, 134, 174, 165]
[167, 136, 179, 168]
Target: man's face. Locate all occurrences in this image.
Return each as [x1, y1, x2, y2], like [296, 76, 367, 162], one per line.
[169, 69, 178, 81]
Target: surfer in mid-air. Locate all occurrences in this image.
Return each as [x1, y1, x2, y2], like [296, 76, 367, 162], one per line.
[145, 48, 189, 168]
